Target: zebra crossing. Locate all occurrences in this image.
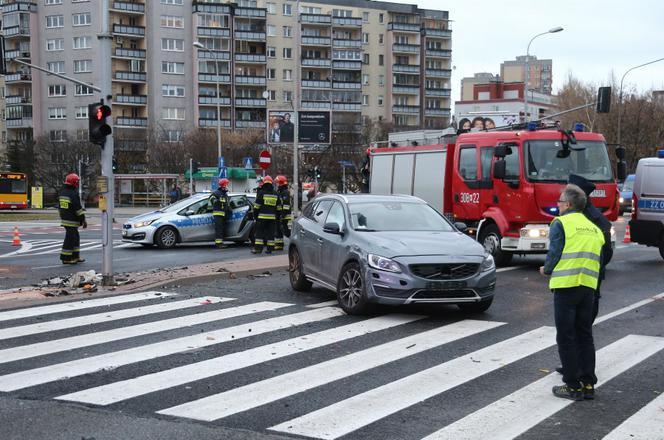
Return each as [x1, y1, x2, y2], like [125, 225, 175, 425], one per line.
[0, 291, 663, 440]
[0, 238, 137, 258]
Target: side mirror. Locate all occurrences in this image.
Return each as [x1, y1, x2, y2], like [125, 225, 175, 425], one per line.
[494, 145, 509, 158]
[493, 160, 506, 180]
[185, 210, 195, 216]
[616, 145, 626, 160]
[323, 222, 342, 235]
[454, 222, 468, 232]
[617, 161, 627, 181]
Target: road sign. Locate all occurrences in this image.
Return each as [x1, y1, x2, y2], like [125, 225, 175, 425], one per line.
[259, 150, 271, 170]
[243, 157, 253, 170]
[338, 160, 355, 168]
[218, 156, 225, 169]
[219, 167, 227, 179]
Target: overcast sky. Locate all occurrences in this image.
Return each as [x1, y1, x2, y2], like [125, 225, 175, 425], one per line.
[395, 0, 664, 105]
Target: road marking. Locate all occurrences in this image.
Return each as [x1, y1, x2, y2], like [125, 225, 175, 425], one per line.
[306, 300, 338, 308]
[0, 292, 177, 323]
[58, 314, 428, 405]
[423, 334, 664, 440]
[32, 264, 65, 270]
[0, 307, 343, 391]
[0, 301, 289, 364]
[0, 296, 234, 341]
[158, 319, 506, 421]
[594, 292, 664, 324]
[603, 389, 664, 440]
[496, 266, 522, 273]
[269, 326, 557, 439]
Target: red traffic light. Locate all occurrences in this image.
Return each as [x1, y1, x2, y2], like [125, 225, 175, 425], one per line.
[94, 105, 111, 121]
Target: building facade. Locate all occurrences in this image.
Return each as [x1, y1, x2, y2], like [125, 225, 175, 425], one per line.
[501, 55, 552, 95]
[1, 0, 452, 168]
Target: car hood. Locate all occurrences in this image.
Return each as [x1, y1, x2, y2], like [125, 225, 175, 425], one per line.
[358, 230, 485, 258]
[126, 211, 165, 224]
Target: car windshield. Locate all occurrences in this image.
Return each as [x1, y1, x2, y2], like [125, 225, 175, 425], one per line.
[526, 140, 613, 182]
[622, 179, 634, 191]
[159, 196, 206, 213]
[348, 201, 454, 232]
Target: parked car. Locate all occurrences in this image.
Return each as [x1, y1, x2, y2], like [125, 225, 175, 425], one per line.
[288, 194, 496, 314]
[628, 152, 664, 260]
[122, 192, 256, 248]
[619, 174, 635, 214]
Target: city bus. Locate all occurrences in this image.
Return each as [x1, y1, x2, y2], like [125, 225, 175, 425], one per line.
[0, 172, 29, 209]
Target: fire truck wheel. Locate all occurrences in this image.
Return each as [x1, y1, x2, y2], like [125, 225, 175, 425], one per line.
[479, 224, 513, 266]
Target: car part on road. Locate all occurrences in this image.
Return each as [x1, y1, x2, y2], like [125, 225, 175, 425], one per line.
[289, 247, 312, 292]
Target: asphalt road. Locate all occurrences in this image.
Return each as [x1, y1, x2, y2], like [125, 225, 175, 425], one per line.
[0, 240, 662, 440]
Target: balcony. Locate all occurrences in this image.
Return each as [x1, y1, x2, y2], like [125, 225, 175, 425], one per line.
[301, 101, 331, 110]
[393, 85, 420, 95]
[236, 120, 265, 129]
[1, 1, 35, 14]
[425, 88, 451, 98]
[332, 60, 362, 70]
[113, 48, 146, 59]
[392, 43, 420, 53]
[235, 53, 266, 63]
[423, 28, 452, 38]
[235, 7, 266, 18]
[302, 80, 331, 89]
[388, 22, 420, 33]
[198, 73, 231, 83]
[426, 49, 452, 58]
[4, 49, 30, 60]
[332, 17, 362, 28]
[6, 117, 33, 128]
[112, 24, 145, 37]
[5, 95, 31, 105]
[425, 108, 450, 117]
[2, 25, 30, 38]
[302, 36, 331, 46]
[393, 105, 420, 114]
[192, 2, 231, 15]
[301, 58, 331, 67]
[110, 1, 145, 14]
[199, 118, 232, 128]
[116, 117, 148, 127]
[332, 81, 361, 89]
[332, 39, 362, 48]
[197, 27, 231, 38]
[333, 102, 361, 111]
[115, 95, 147, 105]
[5, 73, 32, 83]
[235, 98, 266, 107]
[198, 96, 231, 106]
[114, 71, 147, 82]
[197, 50, 230, 60]
[234, 75, 266, 85]
[392, 64, 420, 74]
[300, 14, 332, 25]
[425, 68, 452, 78]
[234, 30, 266, 41]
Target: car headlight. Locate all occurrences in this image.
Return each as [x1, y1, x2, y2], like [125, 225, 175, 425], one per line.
[480, 253, 495, 272]
[619, 197, 624, 204]
[367, 254, 401, 273]
[133, 219, 157, 228]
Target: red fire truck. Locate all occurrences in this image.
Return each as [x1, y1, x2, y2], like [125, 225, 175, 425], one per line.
[369, 125, 622, 265]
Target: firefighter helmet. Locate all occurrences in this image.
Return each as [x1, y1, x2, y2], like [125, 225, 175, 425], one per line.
[218, 178, 230, 189]
[275, 175, 288, 186]
[262, 175, 273, 185]
[65, 173, 80, 187]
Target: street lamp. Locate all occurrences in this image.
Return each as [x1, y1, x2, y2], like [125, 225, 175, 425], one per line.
[617, 57, 664, 147]
[193, 41, 223, 161]
[524, 26, 563, 121]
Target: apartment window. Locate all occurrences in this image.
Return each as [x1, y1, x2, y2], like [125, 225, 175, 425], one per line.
[47, 61, 65, 73]
[49, 130, 67, 143]
[379, 13, 384, 23]
[46, 15, 64, 28]
[46, 39, 64, 51]
[73, 59, 92, 73]
[283, 26, 292, 37]
[197, 14, 229, 28]
[75, 84, 94, 95]
[160, 0, 183, 4]
[283, 48, 292, 59]
[267, 90, 276, 101]
[378, 74, 385, 86]
[266, 2, 276, 14]
[362, 74, 369, 85]
[378, 95, 384, 106]
[283, 69, 292, 81]
[267, 46, 276, 58]
[267, 25, 276, 36]
[73, 36, 91, 49]
[362, 95, 369, 106]
[162, 84, 185, 97]
[267, 68, 276, 80]
[379, 54, 384, 66]
[379, 34, 384, 44]
[45, 0, 63, 4]
[363, 53, 369, 64]
[333, 9, 353, 17]
[162, 108, 185, 120]
[48, 107, 66, 120]
[160, 15, 184, 28]
[283, 91, 292, 102]
[48, 84, 66, 97]
[75, 129, 89, 141]
[283, 3, 292, 15]
[362, 33, 369, 44]
[72, 12, 91, 26]
[75, 106, 88, 119]
[301, 6, 322, 13]
[161, 38, 184, 51]
[165, 130, 184, 143]
[362, 11, 369, 22]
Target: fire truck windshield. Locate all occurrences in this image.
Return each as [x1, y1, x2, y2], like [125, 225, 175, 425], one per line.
[525, 140, 613, 183]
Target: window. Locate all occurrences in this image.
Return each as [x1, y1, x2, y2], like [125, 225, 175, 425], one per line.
[458, 146, 478, 180]
[362, 74, 369, 85]
[362, 53, 369, 64]
[75, 84, 94, 95]
[267, 68, 276, 80]
[161, 38, 184, 51]
[45, 0, 63, 4]
[75, 129, 88, 142]
[379, 13, 384, 23]
[362, 95, 369, 106]
[283, 48, 292, 59]
[75, 106, 88, 119]
[283, 3, 292, 15]
[73, 36, 91, 49]
[312, 200, 333, 223]
[283, 26, 292, 37]
[47, 61, 65, 73]
[162, 84, 185, 97]
[378, 74, 385, 86]
[362, 33, 369, 44]
[325, 202, 346, 228]
[379, 54, 384, 66]
[480, 147, 494, 181]
[46, 39, 64, 51]
[48, 84, 66, 97]
[162, 61, 184, 74]
[267, 46, 276, 58]
[49, 130, 67, 143]
[48, 107, 66, 120]
[160, 0, 183, 4]
[378, 95, 383, 106]
[72, 12, 91, 26]
[362, 11, 369, 22]
[165, 130, 184, 143]
[283, 91, 292, 102]
[379, 34, 384, 44]
[267, 25, 276, 36]
[332, 9, 353, 17]
[266, 90, 276, 101]
[283, 69, 292, 81]
[73, 59, 92, 73]
[160, 15, 184, 28]
[266, 2, 276, 14]
[162, 108, 185, 120]
[46, 15, 64, 28]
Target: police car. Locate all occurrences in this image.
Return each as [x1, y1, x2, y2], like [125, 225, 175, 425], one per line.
[122, 192, 255, 248]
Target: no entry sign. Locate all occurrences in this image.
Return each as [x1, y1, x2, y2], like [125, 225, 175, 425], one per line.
[259, 150, 272, 170]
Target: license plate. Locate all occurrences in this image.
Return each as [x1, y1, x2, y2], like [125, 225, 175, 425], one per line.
[589, 189, 605, 198]
[122, 230, 127, 237]
[638, 198, 664, 212]
[425, 280, 467, 290]
[530, 243, 546, 250]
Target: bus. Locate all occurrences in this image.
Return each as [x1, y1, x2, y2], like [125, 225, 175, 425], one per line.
[0, 172, 29, 209]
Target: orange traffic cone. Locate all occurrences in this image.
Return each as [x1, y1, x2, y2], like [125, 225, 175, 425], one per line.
[623, 225, 631, 244]
[11, 226, 21, 247]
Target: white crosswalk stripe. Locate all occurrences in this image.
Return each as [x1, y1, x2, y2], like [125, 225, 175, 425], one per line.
[602, 391, 664, 440]
[0, 239, 133, 258]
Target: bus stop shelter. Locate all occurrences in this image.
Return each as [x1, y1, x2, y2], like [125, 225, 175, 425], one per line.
[114, 173, 180, 207]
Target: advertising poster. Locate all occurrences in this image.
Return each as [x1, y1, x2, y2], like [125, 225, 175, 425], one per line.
[298, 111, 330, 144]
[267, 110, 296, 144]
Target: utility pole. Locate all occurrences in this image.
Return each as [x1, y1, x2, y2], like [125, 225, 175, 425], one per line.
[292, 0, 301, 217]
[189, 158, 194, 195]
[77, 159, 83, 208]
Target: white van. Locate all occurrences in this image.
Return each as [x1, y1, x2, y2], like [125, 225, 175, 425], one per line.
[629, 150, 664, 260]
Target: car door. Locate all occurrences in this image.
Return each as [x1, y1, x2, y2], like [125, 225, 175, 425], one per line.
[299, 199, 333, 278]
[453, 144, 483, 221]
[319, 201, 349, 286]
[227, 195, 251, 238]
[179, 198, 214, 242]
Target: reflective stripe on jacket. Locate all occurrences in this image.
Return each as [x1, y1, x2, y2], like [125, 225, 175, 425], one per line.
[254, 188, 281, 221]
[58, 186, 85, 228]
[209, 189, 228, 217]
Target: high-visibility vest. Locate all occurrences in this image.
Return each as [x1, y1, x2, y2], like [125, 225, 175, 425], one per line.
[549, 212, 605, 290]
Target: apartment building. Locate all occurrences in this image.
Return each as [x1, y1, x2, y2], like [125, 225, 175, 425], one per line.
[501, 55, 553, 95]
[1, 0, 451, 167]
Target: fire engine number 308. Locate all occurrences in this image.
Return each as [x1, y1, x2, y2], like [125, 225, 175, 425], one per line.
[460, 192, 480, 204]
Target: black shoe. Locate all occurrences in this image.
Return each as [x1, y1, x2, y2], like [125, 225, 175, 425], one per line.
[552, 385, 584, 401]
[61, 260, 77, 265]
[75, 258, 86, 263]
[265, 250, 272, 254]
[581, 383, 595, 400]
[555, 366, 563, 374]
[251, 249, 261, 254]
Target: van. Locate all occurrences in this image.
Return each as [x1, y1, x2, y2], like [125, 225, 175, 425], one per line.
[629, 151, 664, 260]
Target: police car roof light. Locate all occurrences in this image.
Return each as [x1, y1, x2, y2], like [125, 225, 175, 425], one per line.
[657, 149, 664, 158]
[574, 123, 585, 132]
[527, 122, 538, 131]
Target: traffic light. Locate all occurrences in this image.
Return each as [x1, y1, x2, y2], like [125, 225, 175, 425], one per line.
[112, 157, 118, 172]
[314, 166, 321, 180]
[192, 160, 200, 173]
[88, 102, 112, 146]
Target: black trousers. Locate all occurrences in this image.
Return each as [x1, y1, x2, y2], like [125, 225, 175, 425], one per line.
[61, 226, 80, 262]
[254, 219, 275, 252]
[274, 220, 290, 250]
[554, 285, 597, 388]
[214, 215, 225, 245]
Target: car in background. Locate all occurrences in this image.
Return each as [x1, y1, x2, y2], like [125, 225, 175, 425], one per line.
[122, 192, 255, 248]
[288, 194, 496, 315]
[619, 174, 635, 214]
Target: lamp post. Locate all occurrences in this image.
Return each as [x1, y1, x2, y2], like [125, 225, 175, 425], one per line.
[193, 41, 222, 161]
[524, 26, 563, 121]
[617, 57, 664, 147]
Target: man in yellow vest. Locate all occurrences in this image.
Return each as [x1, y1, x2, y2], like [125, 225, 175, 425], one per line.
[540, 184, 605, 401]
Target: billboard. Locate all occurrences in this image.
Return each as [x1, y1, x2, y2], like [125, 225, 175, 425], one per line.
[298, 111, 330, 144]
[457, 113, 522, 132]
[268, 110, 296, 144]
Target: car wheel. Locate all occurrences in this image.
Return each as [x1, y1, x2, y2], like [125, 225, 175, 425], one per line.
[289, 247, 312, 292]
[337, 262, 371, 315]
[458, 297, 493, 313]
[479, 224, 513, 266]
[155, 227, 178, 249]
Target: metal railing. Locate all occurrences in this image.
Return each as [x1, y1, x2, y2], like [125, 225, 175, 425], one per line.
[197, 27, 231, 38]
[302, 36, 331, 46]
[301, 101, 331, 109]
[333, 39, 362, 48]
[388, 22, 420, 32]
[235, 98, 267, 107]
[112, 24, 145, 36]
[302, 80, 332, 88]
[115, 117, 148, 127]
[235, 53, 266, 63]
[234, 75, 266, 85]
[115, 95, 148, 105]
[234, 31, 266, 41]
[114, 71, 147, 82]
[111, 1, 145, 13]
[302, 58, 331, 67]
[113, 48, 146, 59]
[425, 68, 452, 78]
[198, 73, 231, 83]
[300, 14, 332, 24]
[392, 43, 420, 53]
[199, 118, 231, 128]
[198, 96, 232, 106]
[392, 105, 420, 114]
[393, 64, 420, 74]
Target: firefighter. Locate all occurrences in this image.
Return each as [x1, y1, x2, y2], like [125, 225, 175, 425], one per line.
[58, 173, 87, 264]
[252, 175, 281, 254]
[274, 175, 291, 251]
[210, 178, 230, 248]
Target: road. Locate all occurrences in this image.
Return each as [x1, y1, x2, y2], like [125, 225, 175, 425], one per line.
[0, 239, 662, 440]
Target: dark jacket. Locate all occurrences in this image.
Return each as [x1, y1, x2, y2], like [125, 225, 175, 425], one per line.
[58, 185, 85, 228]
[277, 185, 292, 220]
[209, 188, 229, 216]
[254, 183, 281, 220]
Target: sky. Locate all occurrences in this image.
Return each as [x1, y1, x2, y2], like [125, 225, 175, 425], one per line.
[391, 0, 664, 106]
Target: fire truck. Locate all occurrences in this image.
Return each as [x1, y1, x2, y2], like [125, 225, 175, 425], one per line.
[369, 124, 625, 265]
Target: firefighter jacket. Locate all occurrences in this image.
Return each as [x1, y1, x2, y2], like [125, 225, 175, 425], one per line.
[253, 184, 281, 220]
[277, 185, 292, 221]
[58, 185, 85, 228]
[209, 188, 229, 217]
